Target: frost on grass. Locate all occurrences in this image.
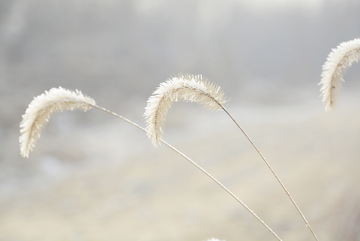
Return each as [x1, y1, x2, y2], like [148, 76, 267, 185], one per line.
[144, 75, 227, 146]
[20, 87, 96, 158]
[320, 38, 360, 111]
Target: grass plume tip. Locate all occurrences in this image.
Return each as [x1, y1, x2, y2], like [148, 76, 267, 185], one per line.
[145, 75, 227, 146]
[320, 38, 360, 111]
[19, 87, 96, 158]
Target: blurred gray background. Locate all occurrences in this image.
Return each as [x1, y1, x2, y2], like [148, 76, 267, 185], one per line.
[1, 0, 360, 240]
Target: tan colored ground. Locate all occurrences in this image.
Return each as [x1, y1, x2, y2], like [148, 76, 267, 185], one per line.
[1, 93, 360, 241]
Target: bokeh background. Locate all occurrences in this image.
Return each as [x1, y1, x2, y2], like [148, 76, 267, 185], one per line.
[1, 0, 360, 240]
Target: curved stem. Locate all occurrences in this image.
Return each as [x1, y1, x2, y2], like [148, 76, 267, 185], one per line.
[161, 141, 281, 241]
[91, 104, 282, 241]
[220, 106, 319, 241]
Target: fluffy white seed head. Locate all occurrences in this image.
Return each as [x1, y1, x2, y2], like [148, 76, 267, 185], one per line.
[19, 87, 96, 158]
[144, 75, 227, 146]
[320, 38, 360, 111]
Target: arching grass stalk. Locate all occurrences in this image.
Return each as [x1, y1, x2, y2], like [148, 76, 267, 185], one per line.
[220, 106, 319, 241]
[20, 87, 282, 240]
[145, 75, 318, 241]
[92, 104, 282, 241]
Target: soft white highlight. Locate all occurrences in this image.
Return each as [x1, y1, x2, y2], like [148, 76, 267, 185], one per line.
[206, 238, 226, 241]
[19, 87, 96, 158]
[144, 75, 227, 146]
[320, 38, 360, 111]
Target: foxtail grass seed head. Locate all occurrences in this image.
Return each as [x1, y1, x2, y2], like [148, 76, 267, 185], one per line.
[20, 87, 96, 158]
[145, 75, 227, 146]
[320, 38, 360, 111]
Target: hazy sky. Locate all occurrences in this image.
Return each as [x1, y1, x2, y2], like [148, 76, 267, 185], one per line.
[241, 0, 325, 10]
[134, 0, 327, 14]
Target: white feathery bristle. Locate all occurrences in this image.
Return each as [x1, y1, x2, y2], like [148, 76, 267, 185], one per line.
[320, 38, 360, 111]
[144, 75, 227, 146]
[19, 87, 96, 158]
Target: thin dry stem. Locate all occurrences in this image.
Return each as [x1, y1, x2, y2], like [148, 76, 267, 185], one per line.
[146, 76, 318, 240]
[221, 107, 319, 241]
[20, 87, 281, 240]
[93, 104, 282, 241]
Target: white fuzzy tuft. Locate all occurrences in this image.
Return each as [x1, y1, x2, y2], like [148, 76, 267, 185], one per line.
[19, 87, 96, 158]
[144, 75, 227, 146]
[320, 38, 360, 111]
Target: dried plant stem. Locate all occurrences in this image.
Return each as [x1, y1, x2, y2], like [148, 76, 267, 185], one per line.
[145, 75, 318, 240]
[20, 87, 281, 239]
[220, 106, 319, 241]
[161, 141, 282, 241]
[91, 104, 282, 241]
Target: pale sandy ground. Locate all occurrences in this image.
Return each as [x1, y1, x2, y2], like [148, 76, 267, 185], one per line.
[1, 90, 360, 241]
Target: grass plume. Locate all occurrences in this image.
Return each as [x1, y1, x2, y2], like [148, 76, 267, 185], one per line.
[19, 87, 96, 158]
[145, 75, 318, 241]
[320, 38, 360, 111]
[20, 86, 280, 240]
[144, 75, 227, 146]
